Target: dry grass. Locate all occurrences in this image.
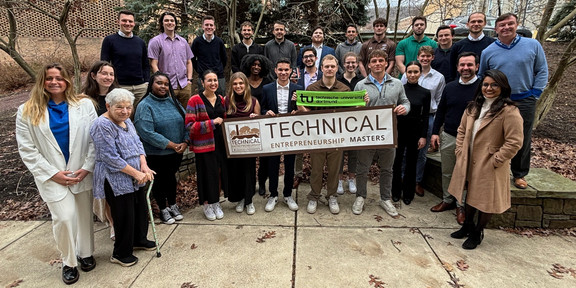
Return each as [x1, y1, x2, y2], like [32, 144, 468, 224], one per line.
[0, 37, 102, 93]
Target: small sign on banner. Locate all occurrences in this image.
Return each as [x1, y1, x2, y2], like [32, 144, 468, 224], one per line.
[295, 90, 367, 107]
[222, 106, 397, 158]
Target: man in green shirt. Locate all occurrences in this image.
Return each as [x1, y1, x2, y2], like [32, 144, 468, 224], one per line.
[395, 16, 438, 76]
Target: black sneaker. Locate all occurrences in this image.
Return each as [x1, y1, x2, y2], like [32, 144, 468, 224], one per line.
[110, 255, 138, 267]
[134, 240, 156, 251]
[62, 265, 79, 285]
[77, 256, 96, 272]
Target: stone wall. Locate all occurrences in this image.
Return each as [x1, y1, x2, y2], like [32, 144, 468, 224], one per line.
[177, 151, 196, 181]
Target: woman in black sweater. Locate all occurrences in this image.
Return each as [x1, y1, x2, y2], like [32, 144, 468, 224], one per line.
[392, 61, 431, 205]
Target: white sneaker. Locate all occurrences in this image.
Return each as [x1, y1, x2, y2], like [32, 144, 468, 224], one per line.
[246, 203, 255, 215]
[352, 196, 364, 215]
[203, 204, 216, 221]
[307, 200, 317, 214]
[265, 196, 278, 212]
[169, 204, 184, 221]
[328, 196, 340, 214]
[380, 199, 398, 217]
[284, 196, 299, 211]
[212, 202, 224, 219]
[337, 180, 344, 195]
[348, 179, 357, 193]
[235, 199, 245, 213]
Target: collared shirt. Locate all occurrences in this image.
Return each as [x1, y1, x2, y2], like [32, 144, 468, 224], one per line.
[495, 34, 521, 50]
[359, 36, 396, 68]
[242, 40, 253, 52]
[312, 44, 323, 68]
[368, 74, 387, 92]
[468, 33, 485, 41]
[459, 75, 479, 85]
[304, 69, 319, 89]
[148, 32, 194, 89]
[276, 81, 290, 114]
[118, 30, 133, 38]
[264, 38, 297, 68]
[401, 68, 446, 113]
[203, 33, 213, 43]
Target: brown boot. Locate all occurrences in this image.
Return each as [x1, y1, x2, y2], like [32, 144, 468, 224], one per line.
[415, 183, 425, 197]
[456, 207, 466, 225]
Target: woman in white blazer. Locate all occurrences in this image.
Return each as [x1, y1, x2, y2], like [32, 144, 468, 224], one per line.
[16, 63, 97, 285]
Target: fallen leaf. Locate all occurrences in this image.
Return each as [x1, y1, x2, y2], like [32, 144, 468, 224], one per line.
[373, 215, 383, 222]
[368, 274, 387, 287]
[6, 279, 23, 287]
[190, 244, 197, 250]
[442, 261, 454, 272]
[181, 282, 198, 288]
[456, 260, 469, 271]
[548, 270, 564, 279]
[307, 265, 312, 270]
[447, 273, 465, 288]
[49, 258, 62, 266]
[447, 242, 454, 246]
[256, 230, 276, 243]
[409, 227, 420, 234]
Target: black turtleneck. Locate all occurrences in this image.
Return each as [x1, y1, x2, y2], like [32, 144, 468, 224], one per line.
[400, 82, 431, 138]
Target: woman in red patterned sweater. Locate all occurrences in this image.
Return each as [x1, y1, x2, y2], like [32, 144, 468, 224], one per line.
[185, 70, 228, 221]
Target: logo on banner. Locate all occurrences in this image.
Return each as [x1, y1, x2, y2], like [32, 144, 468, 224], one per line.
[227, 122, 263, 152]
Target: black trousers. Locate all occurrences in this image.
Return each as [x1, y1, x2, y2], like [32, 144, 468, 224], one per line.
[104, 180, 149, 258]
[146, 153, 183, 210]
[265, 154, 295, 198]
[227, 157, 256, 205]
[392, 126, 420, 201]
[196, 149, 228, 204]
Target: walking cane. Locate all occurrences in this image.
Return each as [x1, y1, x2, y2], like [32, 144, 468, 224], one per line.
[146, 180, 161, 257]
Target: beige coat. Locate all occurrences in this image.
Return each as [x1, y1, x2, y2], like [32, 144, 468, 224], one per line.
[448, 104, 523, 213]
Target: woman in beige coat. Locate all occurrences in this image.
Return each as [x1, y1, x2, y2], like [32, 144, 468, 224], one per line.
[448, 69, 523, 250]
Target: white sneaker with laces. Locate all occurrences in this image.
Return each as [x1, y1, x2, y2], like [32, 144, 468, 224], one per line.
[212, 202, 224, 219]
[284, 196, 299, 211]
[352, 196, 364, 215]
[246, 203, 255, 215]
[348, 179, 357, 193]
[337, 180, 344, 195]
[169, 204, 184, 221]
[380, 199, 398, 217]
[161, 207, 176, 224]
[203, 204, 216, 221]
[328, 196, 340, 214]
[236, 199, 245, 213]
[307, 200, 317, 214]
[265, 196, 278, 212]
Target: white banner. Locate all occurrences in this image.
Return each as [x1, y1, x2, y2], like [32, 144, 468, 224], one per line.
[222, 106, 397, 158]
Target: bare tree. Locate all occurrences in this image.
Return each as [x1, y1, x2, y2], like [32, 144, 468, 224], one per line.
[0, 1, 35, 79]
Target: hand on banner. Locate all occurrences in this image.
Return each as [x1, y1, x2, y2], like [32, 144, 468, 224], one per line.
[430, 135, 440, 150]
[393, 105, 407, 115]
[363, 92, 370, 104]
[266, 110, 276, 116]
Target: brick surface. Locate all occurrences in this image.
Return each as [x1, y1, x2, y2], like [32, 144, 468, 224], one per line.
[516, 205, 543, 221]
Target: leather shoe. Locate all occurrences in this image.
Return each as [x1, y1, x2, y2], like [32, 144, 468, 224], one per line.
[392, 196, 400, 202]
[514, 177, 528, 189]
[62, 265, 79, 285]
[415, 183, 425, 197]
[293, 176, 302, 189]
[456, 207, 466, 225]
[403, 198, 412, 205]
[258, 186, 266, 196]
[77, 256, 96, 272]
[430, 201, 456, 212]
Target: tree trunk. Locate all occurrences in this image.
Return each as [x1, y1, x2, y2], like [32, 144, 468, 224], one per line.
[534, 37, 576, 128]
[0, 1, 36, 80]
[537, 0, 557, 43]
[373, 0, 379, 19]
[393, 0, 402, 42]
[254, 0, 267, 39]
[58, 1, 82, 93]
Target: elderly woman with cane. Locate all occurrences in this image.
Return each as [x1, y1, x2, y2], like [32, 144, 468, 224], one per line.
[90, 88, 156, 267]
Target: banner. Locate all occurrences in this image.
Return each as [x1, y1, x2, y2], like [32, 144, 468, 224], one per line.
[222, 106, 397, 158]
[295, 90, 366, 107]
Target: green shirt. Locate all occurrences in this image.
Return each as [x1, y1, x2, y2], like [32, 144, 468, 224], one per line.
[396, 35, 438, 69]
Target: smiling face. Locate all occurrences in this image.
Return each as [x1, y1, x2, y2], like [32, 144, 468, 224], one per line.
[118, 13, 135, 35]
[321, 58, 337, 78]
[406, 64, 421, 84]
[373, 23, 386, 37]
[203, 19, 215, 37]
[311, 28, 324, 44]
[368, 56, 387, 74]
[344, 55, 358, 73]
[345, 26, 357, 42]
[413, 19, 426, 36]
[107, 101, 133, 125]
[495, 16, 518, 41]
[467, 13, 486, 35]
[436, 28, 453, 47]
[162, 14, 176, 33]
[275, 62, 291, 83]
[417, 52, 434, 68]
[92, 65, 115, 92]
[250, 60, 262, 76]
[202, 72, 219, 93]
[482, 76, 501, 99]
[273, 23, 286, 41]
[231, 77, 246, 95]
[241, 25, 253, 40]
[44, 68, 68, 98]
[302, 50, 317, 68]
[457, 55, 478, 82]
[151, 75, 170, 97]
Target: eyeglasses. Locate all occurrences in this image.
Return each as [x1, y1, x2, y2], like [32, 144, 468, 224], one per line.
[303, 55, 315, 59]
[482, 83, 500, 88]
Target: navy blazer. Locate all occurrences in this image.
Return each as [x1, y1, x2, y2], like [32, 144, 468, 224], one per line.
[297, 45, 336, 69]
[261, 81, 303, 115]
[296, 69, 323, 89]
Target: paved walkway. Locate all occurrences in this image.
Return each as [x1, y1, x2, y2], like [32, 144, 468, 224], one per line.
[1, 180, 575, 287]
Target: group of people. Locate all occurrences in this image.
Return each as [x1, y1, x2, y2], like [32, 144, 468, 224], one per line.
[15, 8, 548, 285]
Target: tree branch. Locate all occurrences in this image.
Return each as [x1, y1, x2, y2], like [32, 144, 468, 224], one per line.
[544, 8, 576, 40]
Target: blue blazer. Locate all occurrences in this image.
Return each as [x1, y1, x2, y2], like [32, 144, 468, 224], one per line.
[261, 82, 303, 115]
[297, 45, 336, 69]
[296, 68, 323, 88]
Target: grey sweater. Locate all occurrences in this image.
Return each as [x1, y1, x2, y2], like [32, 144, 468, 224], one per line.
[354, 74, 411, 113]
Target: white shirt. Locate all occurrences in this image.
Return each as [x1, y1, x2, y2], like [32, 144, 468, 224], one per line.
[312, 44, 323, 68]
[401, 68, 446, 113]
[276, 82, 290, 114]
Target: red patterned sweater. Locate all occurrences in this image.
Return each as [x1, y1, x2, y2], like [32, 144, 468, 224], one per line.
[185, 94, 226, 153]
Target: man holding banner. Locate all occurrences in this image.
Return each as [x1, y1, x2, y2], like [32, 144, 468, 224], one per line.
[298, 55, 350, 214]
[353, 50, 410, 217]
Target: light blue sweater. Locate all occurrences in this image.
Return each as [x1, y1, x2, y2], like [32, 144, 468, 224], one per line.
[479, 35, 548, 100]
[134, 93, 187, 156]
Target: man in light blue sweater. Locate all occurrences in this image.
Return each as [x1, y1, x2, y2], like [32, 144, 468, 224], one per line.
[479, 12, 548, 190]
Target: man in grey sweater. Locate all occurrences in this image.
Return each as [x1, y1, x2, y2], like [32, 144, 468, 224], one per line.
[353, 50, 410, 217]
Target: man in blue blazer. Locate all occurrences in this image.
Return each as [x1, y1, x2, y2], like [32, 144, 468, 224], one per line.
[260, 58, 303, 213]
[296, 47, 323, 89]
[296, 27, 336, 69]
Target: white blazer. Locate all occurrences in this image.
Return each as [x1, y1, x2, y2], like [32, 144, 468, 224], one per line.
[16, 98, 97, 203]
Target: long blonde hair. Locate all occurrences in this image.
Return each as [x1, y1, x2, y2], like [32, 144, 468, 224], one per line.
[226, 72, 253, 115]
[22, 63, 79, 125]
